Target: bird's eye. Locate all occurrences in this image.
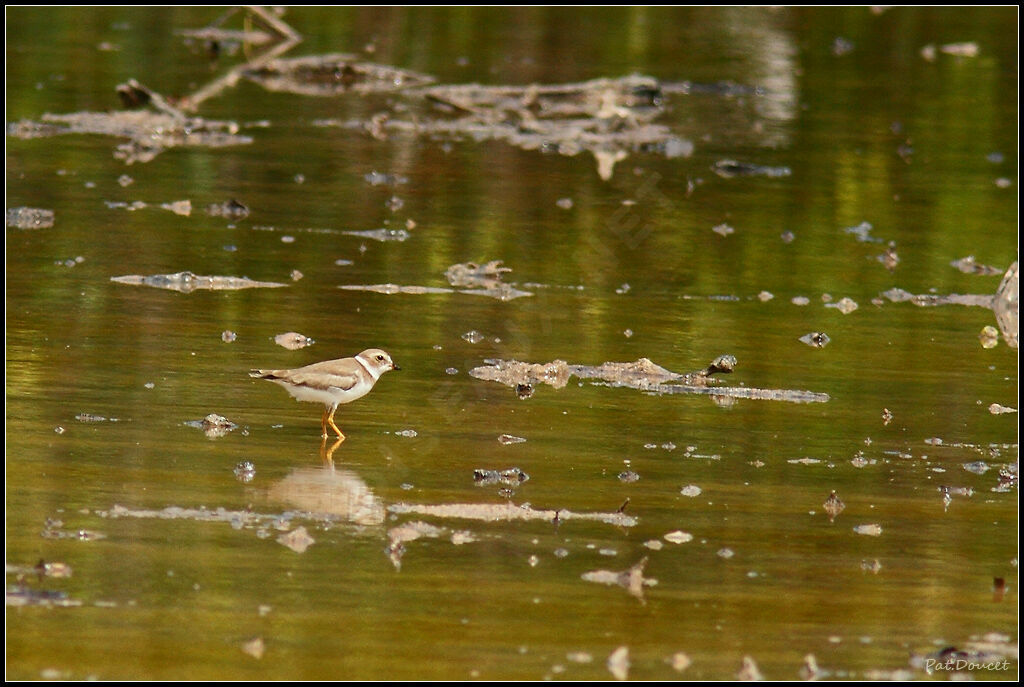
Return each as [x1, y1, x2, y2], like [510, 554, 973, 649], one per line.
[376, 355, 384, 361]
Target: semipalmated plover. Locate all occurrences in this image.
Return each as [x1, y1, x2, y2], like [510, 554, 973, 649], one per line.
[250, 348, 399, 440]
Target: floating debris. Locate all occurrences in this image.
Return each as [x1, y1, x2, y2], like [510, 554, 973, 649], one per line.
[582, 557, 656, 603]
[6, 207, 54, 229]
[988, 403, 1016, 415]
[618, 471, 640, 483]
[951, 255, 1003, 276]
[799, 332, 831, 348]
[473, 468, 529, 487]
[921, 41, 980, 61]
[9, 84, 253, 164]
[737, 655, 764, 681]
[664, 530, 693, 544]
[962, 461, 991, 475]
[607, 646, 631, 681]
[243, 53, 435, 96]
[273, 331, 315, 350]
[712, 222, 735, 237]
[317, 74, 699, 180]
[5, 586, 80, 608]
[668, 652, 692, 673]
[206, 198, 249, 220]
[221, 330, 237, 343]
[233, 461, 256, 483]
[712, 159, 791, 179]
[461, 330, 486, 344]
[823, 491, 845, 521]
[470, 355, 828, 404]
[394, 429, 418, 438]
[861, 559, 882, 574]
[853, 524, 883, 536]
[445, 260, 511, 288]
[680, 485, 702, 497]
[515, 383, 534, 400]
[340, 284, 454, 295]
[825, 297, 858, 314]
[111, 271, 288, 293]
[979, 325, 1000, 348]
[387, 501, 635, 528]
[993, 261, 1018, 349]
[276, 526, 315, 553]
[844, 221, 881, 243]
[877, 245, 900, 271]
[75, 413, 118, 423]
[241, 637, 265, 660]
[342, 227, 410, 242]
[497, 434, 526, 445]
[183, 413, 238, 439]
[339, 281, 531, 301]
[879, 287, 993, 309]
[799, 654, 822, 681]
[105, 199, 192, 216]
[364, 171, 408, 186]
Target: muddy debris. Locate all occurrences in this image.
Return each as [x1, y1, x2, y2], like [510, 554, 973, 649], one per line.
[233, 461, 256, 483]
[712, 159, 791, 179]
[387, 501, 636, 528]
[241, 637, 266, 660]
[470, 354, 829, 404]
[111, 271, 288, 293]
[273, 331, 315, 350]
[319, 74, 698, 180]
[364, 171, 408, 186]
[823, 491, 845, 521]
[5, 586, 81, 608]
[799, 654, 823, 680]
[799, 332, 831, 348]
[664, 530, 693, 544]
[738, 655, 764, 681]
[183, 413, 238, 438]
[951, 255, 1003, 276]
[6, 207, 55, 229]
[844, 220, 882, 243]
[582, 557, 656, 603]
[276, 525, 315, 553]
[9, 84, 253, 164]
[342, 227, 410, 242]
[386, 520, 448, 570]
[243, 53, 435, 96]
[444, 260, 512, 289]
[667, 652, 692, 673]
[607, 646, 631, 681]
[206, 198, 249, 220]
[106, 199, 193, 216]
[993, 261, 1018, 348]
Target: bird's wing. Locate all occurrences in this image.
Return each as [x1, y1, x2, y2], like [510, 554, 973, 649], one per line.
[286, 358, 363, 391]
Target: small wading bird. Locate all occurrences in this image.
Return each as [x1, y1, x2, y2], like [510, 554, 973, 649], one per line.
[250, 349, 399, 441]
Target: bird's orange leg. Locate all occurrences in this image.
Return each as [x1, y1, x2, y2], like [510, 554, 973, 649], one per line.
[320, 407, 329, 439]
[326, 405, 346, 441]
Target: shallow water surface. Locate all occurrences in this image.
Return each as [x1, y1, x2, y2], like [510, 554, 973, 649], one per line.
[5, 6, 1018, 681]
